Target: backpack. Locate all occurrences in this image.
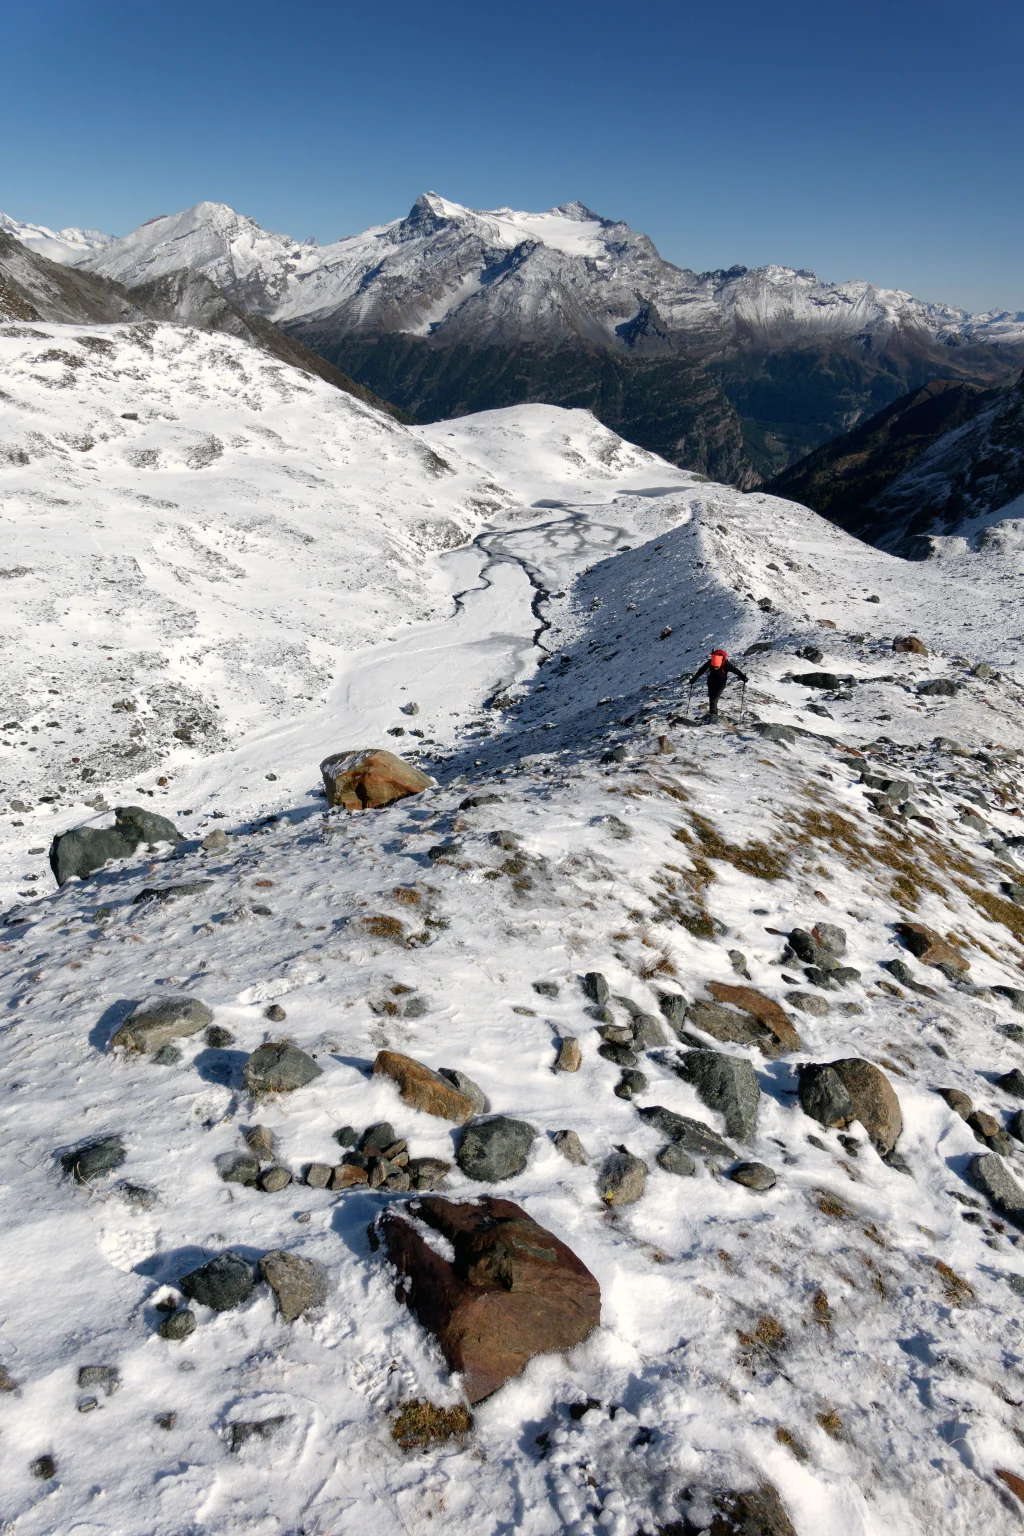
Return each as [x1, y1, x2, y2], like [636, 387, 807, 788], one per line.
[709, 649, 728, 669]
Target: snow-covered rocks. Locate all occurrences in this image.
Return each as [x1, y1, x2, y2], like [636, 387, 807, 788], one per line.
[111, 994, 213, 1053]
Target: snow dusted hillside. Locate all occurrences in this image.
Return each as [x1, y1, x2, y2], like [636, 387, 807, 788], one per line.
[0, 212, 112, 266]
[71, 194, 1024, 352]
[8, 318, 1024, 1534]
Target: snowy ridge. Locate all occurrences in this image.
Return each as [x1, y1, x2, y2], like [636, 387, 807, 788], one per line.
[0, 212, 113, 265]
[6, 320, 1024, 1533]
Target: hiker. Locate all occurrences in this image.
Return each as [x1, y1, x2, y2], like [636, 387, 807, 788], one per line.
[689, 648, 747, 718]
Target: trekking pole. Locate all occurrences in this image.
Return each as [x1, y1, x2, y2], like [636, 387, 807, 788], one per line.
[740, 680, 747, 720]
[684, 678, 695, 720]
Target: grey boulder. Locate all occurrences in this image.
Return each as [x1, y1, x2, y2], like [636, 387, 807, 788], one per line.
[438, 1067, 489, 1114]
[50, 805, 184, 885]
[258, 1251, 328, 1322]
[657, 1143, 696, 1176]
[673, 1049, 760, 1142]
[243, 1042, 322, 1095]
[729, 1161, 777, 1191]
[799, 1058, 903, 1155]
[180, 1251, 256, 1311]
[636, 1105, 736, 1162]
[60, 1134, 125, 1183]
[598, 1150, 648, 1206]
[966, 1154, 1024, 1230]
[457, 1116, 536, 1181]
[112, 995, 213, 1053]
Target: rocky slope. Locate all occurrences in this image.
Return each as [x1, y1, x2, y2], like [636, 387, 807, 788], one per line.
[6, 303, 1024, 1532]
[0, 234, 403, 418]
[65, 195, 1024, 480]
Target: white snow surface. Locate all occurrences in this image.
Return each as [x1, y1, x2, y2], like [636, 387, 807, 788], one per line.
[5, 324, 1024, 1534]
[58, 194, 1024, 349]
[0, 213, 113, 266]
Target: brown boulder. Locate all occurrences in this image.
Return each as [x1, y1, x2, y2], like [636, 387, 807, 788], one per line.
[373, 1050, 476, 1123]
[378, 1196, 600, 1403]
[893, 635, 928, 655]
[704, 982, 802, 1052]
[320, 749, 433, 811]
[895, 921, 970, 972]
[686, 999, 787, 1059]
[832, 1057, 903, 1155]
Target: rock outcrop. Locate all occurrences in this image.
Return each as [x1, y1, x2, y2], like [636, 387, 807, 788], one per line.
[49, 805, 184, 884]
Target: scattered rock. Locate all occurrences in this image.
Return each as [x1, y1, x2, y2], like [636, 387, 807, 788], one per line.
[360, 1122, 396, 1153]
[460, 793, 502, 810]
[180, 1251, 256, 1311]
[631, 1013, 667, 1049]
[784, 990, 830, 1017]
[636, 1105, 736, 1162]
[966, 1154, 1024, 1230]
[437, 1067, 488, 1114]
[812, 922, 847, 956]
[229, 1418, 288, 1452]
[799, 1058, 903, 1154]
[657, 1143, 696, 1176]
[151, 1044, 182, 1066]
[379, 1195, 601, 1403]
[320, 748, 433, 811]
[243, 1042, 322, 1095]
[158, 1308, 196, 1341]
[658, 992, 687, 1033]
[938, 1088, 973, 1120]
[245, 1124, 277, 1159]
[917, 678, 958, 697]
[216, 1152, 259, 1185]
[373, 1050, 476, 1122]
[202, 829, 229, 852]
[205, 1025, 234, 1048]
[792, 671, 846, 690]
[729, 1161, 777, 1191]
[893, 636, 928, 654]
[133, 880, 213, 907]
[258, 1165, 292, 1192]
[598, 1150, 648, 1206]
[399, 701, 420, 715]
[111, 994, 213, 1053]
[489, 828, 520, 849]
[406, 1157, 452, 1190]
[674, 1049, 760, 1142]
[305, 1162, 332, 1188]
[895, 921, 970, 972]
[50, 805, 184, 884]
[258, 1250, 328, 1322]
[657, 735, 675, 753]
[78, 1365, 120, 1396]
[728, 949, 751, 979]
[582, 971, 609, 1004]
[331, 1163, 370, 1190]
[532, 979, 559, 998]
[31, 1455, 56, 1479]
[998, 1069, 1024, 1098]
[614, 1068, 648, 1099]
[0, 1365, 17, 1392]
[995, 987, 1024, 1013]
[699, 1484, 797, 1536]
[457, 1117, 536, 1181]
[883, 958, 937, 995]
[685, 998, 781, 1056]
[553, 1037, 582, 1072]
[264, 1002, 286, 1022]
[598, 1040, 638, 1067]
[705, 982, 802, 1052]
[553, 1129, 588, 1166]
[60, 1133, 125, 1183]
[754, 723, 798, 745]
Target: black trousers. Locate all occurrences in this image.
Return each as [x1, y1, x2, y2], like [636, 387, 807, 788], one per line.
[707, 671, 727, 713]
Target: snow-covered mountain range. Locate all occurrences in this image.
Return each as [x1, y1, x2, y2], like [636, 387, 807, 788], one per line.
[6, 194, 1023, 481]
[0, 211, 113, 266]
[55, 194, 1024, 351]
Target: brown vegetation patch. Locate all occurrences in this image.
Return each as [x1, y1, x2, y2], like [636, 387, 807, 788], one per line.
[390, 1399, 472, 1450]
[775, 1426, 810, 1462]
[958, 883, 1024, 944]
[361, 915, 405, 941]
[935, 1259, 974, 1307]
[689, 813, 788, 882]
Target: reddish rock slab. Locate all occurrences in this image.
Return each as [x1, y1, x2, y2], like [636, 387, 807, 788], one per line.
[373, 1050, 476, 1123]
[895, 921, 970, 971]
[320, 749, 432, 811]
[705, 982, 802, 1052]
[377, 1196, 601, 1403]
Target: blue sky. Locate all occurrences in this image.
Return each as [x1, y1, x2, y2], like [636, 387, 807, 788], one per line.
[4, 0, 1022, 311]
